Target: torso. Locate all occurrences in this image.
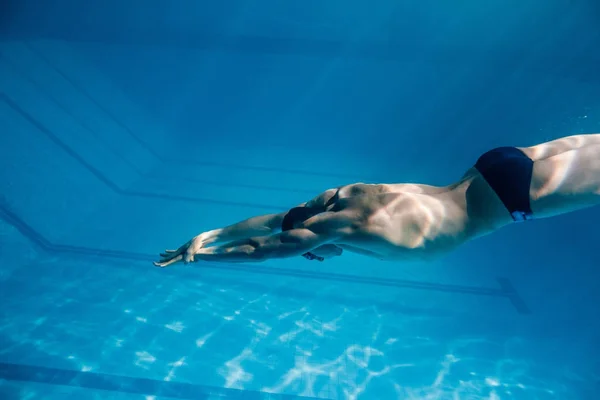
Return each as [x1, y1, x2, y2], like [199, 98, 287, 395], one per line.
[320, 176, 514, 261]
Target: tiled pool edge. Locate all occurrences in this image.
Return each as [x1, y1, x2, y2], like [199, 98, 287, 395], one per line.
[0, 362, 327, 400]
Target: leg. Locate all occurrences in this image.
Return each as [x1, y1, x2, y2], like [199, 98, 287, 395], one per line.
[520, 133, 600, 162]
[529, 144, 600, 218]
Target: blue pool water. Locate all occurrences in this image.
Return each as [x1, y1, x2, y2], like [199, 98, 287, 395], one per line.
[1, 1, 599, 399]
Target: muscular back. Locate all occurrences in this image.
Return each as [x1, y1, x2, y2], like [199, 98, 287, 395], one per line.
[305, 182, 449, 210]
[302, 183, 473, 260]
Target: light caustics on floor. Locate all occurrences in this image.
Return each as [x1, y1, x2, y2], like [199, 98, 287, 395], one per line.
[0, 281, 576, 400]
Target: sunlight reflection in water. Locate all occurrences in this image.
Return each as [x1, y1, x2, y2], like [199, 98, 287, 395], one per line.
[0, 262, 594, 399]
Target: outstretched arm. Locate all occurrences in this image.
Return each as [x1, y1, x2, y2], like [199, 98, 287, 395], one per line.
[154, 211, 350, 267]
[154, 228, 334, 266]
[194, 228, 333, 263]
[189, 187, 339, 247]
[199, 211, 291, 246]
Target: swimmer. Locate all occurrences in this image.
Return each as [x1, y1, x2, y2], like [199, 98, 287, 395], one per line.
[154, 133, 600, 267]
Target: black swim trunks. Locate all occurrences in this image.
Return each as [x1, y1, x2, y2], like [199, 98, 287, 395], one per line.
[474, 146, 534, 222]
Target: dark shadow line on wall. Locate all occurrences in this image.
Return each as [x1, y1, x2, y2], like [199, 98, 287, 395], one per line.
[8, 28, 600, 65]
[23, 42, 379, 182]
[185, 274, 460, 319]
[0, 196, 531, 314]
[146, 176, 321, 196]
[0, 93, 284, 212]
[22, 42, 164, 162]
[0, 49, 147, 176]
[0, 50, 326, 196]
[0, 362, 325, 400]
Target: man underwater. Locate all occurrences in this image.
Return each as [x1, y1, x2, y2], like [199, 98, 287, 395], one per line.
[154, 134, 600, 267]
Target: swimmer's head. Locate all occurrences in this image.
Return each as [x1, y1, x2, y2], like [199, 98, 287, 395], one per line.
[281, 206, 319, 231]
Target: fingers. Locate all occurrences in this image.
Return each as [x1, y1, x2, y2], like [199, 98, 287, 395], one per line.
[154, 253, 193, 267]
[160, 249, 179, 257]
[154, 241, 194, 268]
[184, 252, 195, 263]
[155, 247, 184, 267]
[153, 253, 183, 268]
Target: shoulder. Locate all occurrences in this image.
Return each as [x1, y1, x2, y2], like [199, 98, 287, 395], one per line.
[301, 210, 363, 237]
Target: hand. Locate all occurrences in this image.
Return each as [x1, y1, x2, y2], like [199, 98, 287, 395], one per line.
[308, 244, 343, 259]
[153, 234, 207, 267]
